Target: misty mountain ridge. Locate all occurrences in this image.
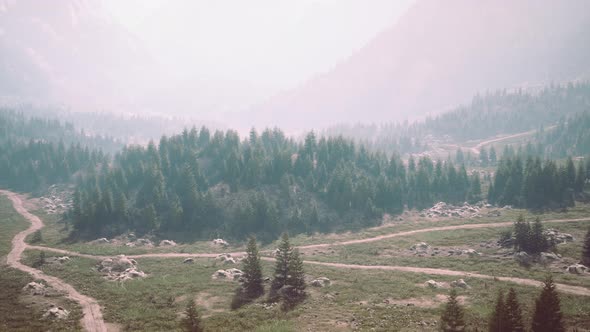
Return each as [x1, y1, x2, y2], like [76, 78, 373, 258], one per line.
[245, 0, 590, 130]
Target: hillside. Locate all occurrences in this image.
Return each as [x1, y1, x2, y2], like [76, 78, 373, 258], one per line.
[247, 0, 590, 130]
[0, 0, 156, 109]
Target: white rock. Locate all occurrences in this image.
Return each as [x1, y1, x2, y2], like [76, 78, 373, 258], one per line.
[159, 240, 177, 246]
[44, 306, 70, 320]
[23, 282, 45, 295]
[213, 238, 229, 246]
[425, 280, 444, 289]
[451, 279, 469, 288]
[565, 264, 588, 274]
[311, 277, 331, 287]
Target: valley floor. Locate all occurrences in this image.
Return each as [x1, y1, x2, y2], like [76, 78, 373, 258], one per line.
[2, 190, 590, 331]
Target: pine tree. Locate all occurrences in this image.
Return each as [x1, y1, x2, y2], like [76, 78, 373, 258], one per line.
[532, 276, 565, 332]
[505, 288, 524, 332]
[242, 236, 264, 299]
[513, 215, 531, 253]
[180, 299, 203, 332]
[269, 233, 292, 301]
[530, 218, 549, 254]
[582, 227, 590, 266]
[440, 288, 466, 332]
[488, 290, 506, 332]
[286, 250, 305, 290]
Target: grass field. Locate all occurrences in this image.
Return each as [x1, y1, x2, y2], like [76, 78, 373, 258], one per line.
[8, 194, 590, 331]
[0, 196, 82, 331]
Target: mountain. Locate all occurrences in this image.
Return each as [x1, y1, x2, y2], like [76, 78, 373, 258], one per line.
[0, 0, 157, 109]
[246, 0, 590, 130]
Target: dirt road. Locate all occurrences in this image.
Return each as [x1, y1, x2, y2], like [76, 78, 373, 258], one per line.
[1, 190, 107, 332]
[296, 218, 590, 250]
[4, 187, 590, 327]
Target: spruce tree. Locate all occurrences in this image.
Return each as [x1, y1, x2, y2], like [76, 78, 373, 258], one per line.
[242, 236, 264, 299]
[488, 290, 506, 332]
[181, 299, 203, 332]
[285, 249, 305, 299]
[532, 276, 565, 332]
[582, 227, 590, 266]
[530, 218, 549, 254]
[505, 288, 524, 332]
[440, 288, 466, 332]
[269, 233, 292, 301]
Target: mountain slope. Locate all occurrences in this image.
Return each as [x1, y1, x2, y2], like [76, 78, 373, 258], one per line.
[0, 0, 156, 108]
[247, 0, 590, 130]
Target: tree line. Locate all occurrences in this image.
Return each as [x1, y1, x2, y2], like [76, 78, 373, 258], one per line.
[488, 155, 588, 210]
[69, 126, 481, 242]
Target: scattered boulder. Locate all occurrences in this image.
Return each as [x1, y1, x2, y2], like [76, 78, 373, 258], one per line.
[212, 238, 229, 247]
[183, 258, 195, 264]
[217, 253, 237, 265]
[419, 201, 483, 219]
[57, 256, 70, 264]
[514, 251, 532, 265]
[540, 252, 560, 262]
[544, 229, 574, 244]
[461, 249, 481, 257]
[93, 238, 110, 244]
[22, 282, 45, 296]
[311, 277, 332, 287]
[159, 240, 177, 247]
[487, 210, 501, 217]
[451, 279, 469, 289]
[425, 280, 444, 289]
[44, 305, 69, 320]
[565, 264, 588, 274]
[98, 255, 147, 281]
[212, 268, 243, 281]
[411, 242, 430, 252]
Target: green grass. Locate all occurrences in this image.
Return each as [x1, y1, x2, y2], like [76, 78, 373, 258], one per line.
[0, 195, 82, 331]
[22, 247, 590, 331]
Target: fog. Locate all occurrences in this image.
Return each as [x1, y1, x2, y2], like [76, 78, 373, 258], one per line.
[1, 0, 589, 132]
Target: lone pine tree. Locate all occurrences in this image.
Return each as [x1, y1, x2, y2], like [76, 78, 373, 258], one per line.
[440, 288, 465, 332]
[505, 288, 525, 332]
[532, 276, 565, 332]
[488, 290, 506, 332]
[242, 236, 264, 299]
[269, 233, 293, 301]
[181, 299, 203, 332]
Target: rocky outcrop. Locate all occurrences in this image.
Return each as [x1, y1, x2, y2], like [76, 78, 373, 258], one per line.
[40, 185, 73, 215]
[544, 229, 574, 244]
[425, 280, 444, 289]
[44, 305, 70, 320]
[212, 238, 229, 246]
[159, 240, 177, 246]
[212, 268, 243, 281]
[451, 279, 469, 289]
[23, 281, 46, 295]
[98, 255, 147, 281]
[311, 277, 332, 287]
[565, 264, 588, 274]
[410, 242, 430, 252]
[419, 202, 484, 219]
[514, 251, 532, 265]
[183, 258, 195, 264]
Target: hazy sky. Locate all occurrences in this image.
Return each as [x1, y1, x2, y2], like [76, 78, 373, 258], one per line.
[103, 0, 414, 102]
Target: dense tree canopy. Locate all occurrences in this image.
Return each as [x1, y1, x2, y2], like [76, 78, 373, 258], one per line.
[69, 126, 479, 242]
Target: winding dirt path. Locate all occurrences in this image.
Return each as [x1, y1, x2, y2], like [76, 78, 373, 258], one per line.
[5, 188, 590, 322]
[30, 218, 590, 297]
[1, 190, 107, 332]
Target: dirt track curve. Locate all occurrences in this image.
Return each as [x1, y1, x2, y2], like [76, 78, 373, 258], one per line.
[3, 189, 590, 332]
[1, 190, 107, 332]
